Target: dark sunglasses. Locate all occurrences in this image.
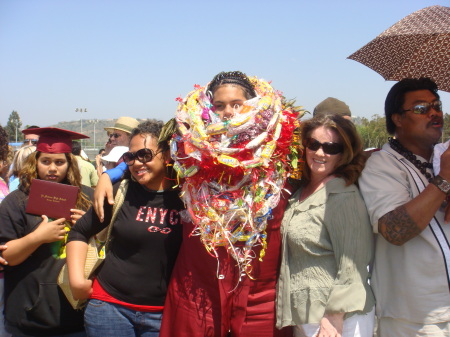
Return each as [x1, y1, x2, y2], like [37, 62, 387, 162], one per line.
[23, 139, 38, 145]
[305, 138, 343, 155]
[122, 148, 158, 166]
[109, 133, 121, 139]
[402, 100, 442, 115]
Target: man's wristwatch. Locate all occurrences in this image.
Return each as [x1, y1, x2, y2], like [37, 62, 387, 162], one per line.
[431, 175, 450, 194]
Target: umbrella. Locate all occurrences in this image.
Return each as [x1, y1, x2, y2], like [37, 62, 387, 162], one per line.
[348, 5, 450, 92]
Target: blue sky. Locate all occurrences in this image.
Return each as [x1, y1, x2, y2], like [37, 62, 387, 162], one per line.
[1, 0, 449, 128]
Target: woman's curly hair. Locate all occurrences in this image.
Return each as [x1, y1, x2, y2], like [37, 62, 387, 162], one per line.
[0, 125, 9, 163]
[19, 151, 91, 211]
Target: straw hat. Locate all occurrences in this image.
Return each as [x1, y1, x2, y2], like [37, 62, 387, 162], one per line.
[104, 117, 139, 134]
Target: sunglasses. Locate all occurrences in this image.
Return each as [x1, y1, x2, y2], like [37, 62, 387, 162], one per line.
[402, 100, 442, 115]
[122, 148, 159, 166]
[109, 133, 121, 139]
[23, 139, 38, 145]
[305, 138, 343, 155]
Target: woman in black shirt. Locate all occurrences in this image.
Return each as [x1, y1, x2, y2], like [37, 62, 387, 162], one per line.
[67, 120, 183, 337]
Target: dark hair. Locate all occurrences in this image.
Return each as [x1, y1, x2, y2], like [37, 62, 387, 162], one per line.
[71, 141, 81, 156]
[0, 125, 8, 162]
[128, 120, 176, 184]
[385, 77, 440, 134]
[301, 114, 366, 185]
[98, 148, 105, 154]
[208, 71, 257, 100]
[25, 125, 40, 130]
[130, 120, 168, 152]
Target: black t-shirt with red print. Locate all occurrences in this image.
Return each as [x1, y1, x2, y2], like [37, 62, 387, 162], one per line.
[68, 180, 184, 306]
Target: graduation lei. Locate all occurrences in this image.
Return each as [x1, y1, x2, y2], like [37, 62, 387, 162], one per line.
[171, 77, 303, 281]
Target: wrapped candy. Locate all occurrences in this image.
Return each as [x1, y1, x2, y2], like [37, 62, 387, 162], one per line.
[217, 155, 240, 167]
[171, 77, 305, 281]
[245, 132, 268, 150]
[261, 141, 277, 160]
[206, 122, 228, 135]
[241, 158, 263, 169]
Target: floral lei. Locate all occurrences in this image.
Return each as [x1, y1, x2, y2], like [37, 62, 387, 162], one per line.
[170, 77, 302, 281]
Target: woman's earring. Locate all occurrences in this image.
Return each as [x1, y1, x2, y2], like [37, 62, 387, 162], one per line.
[207, 90, 213, 101]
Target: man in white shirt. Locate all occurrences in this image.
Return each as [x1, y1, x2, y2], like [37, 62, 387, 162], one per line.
[359, 78, 450, 336]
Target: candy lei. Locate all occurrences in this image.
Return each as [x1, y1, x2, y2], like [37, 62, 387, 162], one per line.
[170, 77, 300, 281]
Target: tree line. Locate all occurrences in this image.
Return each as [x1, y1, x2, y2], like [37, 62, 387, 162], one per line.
[355, 114, 450, 149]
[3, 110, 450, 150]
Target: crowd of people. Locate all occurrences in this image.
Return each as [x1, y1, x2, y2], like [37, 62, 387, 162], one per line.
[0, 72, 448, 337]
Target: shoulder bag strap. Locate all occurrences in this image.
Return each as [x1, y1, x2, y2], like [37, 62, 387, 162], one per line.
[103, 179, 129, 252]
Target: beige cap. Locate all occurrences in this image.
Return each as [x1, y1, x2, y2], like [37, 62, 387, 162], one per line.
[104, 117, 139, 134]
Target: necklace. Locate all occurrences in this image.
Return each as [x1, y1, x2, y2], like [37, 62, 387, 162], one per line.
[389, 138, 433, 181]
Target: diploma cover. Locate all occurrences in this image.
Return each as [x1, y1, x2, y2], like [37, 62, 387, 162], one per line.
[26, 180, 79, 219]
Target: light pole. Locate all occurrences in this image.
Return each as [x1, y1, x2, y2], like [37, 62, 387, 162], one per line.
[75, 108, 87, 145]
[12, 117, 18, 143]
[93, 119, 98, 150]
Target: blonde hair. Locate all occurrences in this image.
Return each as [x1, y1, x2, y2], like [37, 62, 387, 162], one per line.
[8, 145, 36, 179]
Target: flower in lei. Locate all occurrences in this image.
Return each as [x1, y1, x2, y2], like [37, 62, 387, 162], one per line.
[170, 76, 304, 281]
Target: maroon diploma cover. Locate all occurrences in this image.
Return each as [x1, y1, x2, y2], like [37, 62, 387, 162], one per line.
[26, 180, 79, 219]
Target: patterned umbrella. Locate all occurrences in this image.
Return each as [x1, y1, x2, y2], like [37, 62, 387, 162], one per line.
[348, 5, 450, 92]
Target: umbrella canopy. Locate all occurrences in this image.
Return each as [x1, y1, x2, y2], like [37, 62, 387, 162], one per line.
[348, 5, 450, 92]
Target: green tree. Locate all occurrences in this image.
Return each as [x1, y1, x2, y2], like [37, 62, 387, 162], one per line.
[358, 113, 450, 148]
[442, 113, 450, 143]
[5, 110, 23, 142]
[356, 114, 390, 149]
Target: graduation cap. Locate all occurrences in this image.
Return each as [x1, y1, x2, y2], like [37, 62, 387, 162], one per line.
[22, 127, 89, 154]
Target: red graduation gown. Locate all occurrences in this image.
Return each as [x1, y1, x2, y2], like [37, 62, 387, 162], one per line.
[160, 193, 292, 337]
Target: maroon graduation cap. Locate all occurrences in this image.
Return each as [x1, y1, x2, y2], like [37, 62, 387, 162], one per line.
[22, 127, 89, 154]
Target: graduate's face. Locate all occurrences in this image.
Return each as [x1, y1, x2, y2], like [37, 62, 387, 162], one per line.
[37, 153, 69, 183]
[212, 85, 247, 121]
